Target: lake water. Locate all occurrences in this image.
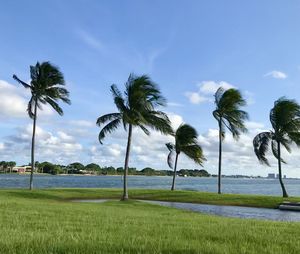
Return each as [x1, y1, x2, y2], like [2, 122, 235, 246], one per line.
[0, 174, 299, 196]
[143, 200, 300, 222]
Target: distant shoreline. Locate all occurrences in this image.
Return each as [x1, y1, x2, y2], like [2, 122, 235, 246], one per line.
[0, 172, 299, 180]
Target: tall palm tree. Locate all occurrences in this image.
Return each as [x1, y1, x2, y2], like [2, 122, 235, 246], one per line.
[166, 124, 205, 190]
[253, 98, 300, 197]
[97, 74, 172, 200]
[13, 61, 70, 190]
[213, 87, 248, 194]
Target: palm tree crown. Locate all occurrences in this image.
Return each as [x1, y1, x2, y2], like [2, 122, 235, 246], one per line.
[13, 61, 70, 190]
[253, 98, 300, 197]
[13, 61, 71, 118]
[97, 74, 172, 142]
[166, 124, 205, 190]
[97, 74, 172, 199]
[213, 87, 249, 194]
[213, 87, 248, 139]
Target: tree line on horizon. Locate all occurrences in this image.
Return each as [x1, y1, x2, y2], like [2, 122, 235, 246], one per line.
[0, 161, 210, 177]
[10, 61, 300, 198]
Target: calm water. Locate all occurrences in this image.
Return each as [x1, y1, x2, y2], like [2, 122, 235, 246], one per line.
[0, 174, 299, 196]
[143, 200, 300, 222]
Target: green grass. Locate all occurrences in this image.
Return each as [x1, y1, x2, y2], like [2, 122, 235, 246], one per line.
[0, 188, 299, 254]
[4, 188, 299, 208]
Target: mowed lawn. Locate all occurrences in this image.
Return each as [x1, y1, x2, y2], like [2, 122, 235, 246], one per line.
[0, 189, 299, 254]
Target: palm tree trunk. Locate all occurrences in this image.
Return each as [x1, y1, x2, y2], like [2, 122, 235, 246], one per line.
[277, 141, 288, 198]
[121, 124, 132, 201]
[218, 119, 222, 194]
[30, 99, 38, 190]
[171, 153, 179, 191]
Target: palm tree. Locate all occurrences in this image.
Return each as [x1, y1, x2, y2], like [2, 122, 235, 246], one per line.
[253, 98, 300, 197]
[213, 87, 248, 194]
[8, 161, 16, 173]
[97, 74, 172, 200]
[166, 124, 205, 190]
[13, 62, 70, 190]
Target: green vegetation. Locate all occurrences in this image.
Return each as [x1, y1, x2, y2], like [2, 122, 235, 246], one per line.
[166, 123, 206, 190]
[254, 98, 300, 198]
[0, 188, 299, 254]
[0, 160, 211, 177]
[213, 87, 249, 195]
[13, 62, 71, 190]
[0, 161, 16, 173]
[97, 74, 173, 200]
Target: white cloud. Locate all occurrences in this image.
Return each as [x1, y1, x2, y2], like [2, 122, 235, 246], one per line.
[168, 112, 184, 130]
[57, 131, 75, 143]
[264, 70, 287, 79]
[2, 124, 83, 163]
[185, 92, 209, 104]
[0, 80, 29, 117]
[0, 80, 53, 119]
[199, 81, 235, 94]
[185, 81, 235, 105]
[197, 122, 300, 178]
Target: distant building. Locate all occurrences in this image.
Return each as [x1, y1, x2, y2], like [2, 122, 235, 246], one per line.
[275, 174, 287, 179]
[267, 173, 275, 179]
[12, 166, 31, 173]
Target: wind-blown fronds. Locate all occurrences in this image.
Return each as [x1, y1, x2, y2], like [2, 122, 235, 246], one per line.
[96, 74, 172, 144]
[174, 124, 205, 164]
[253, 131, 272, 166]
[13, 62, 70, 119]
[253, 98, 300, 197]
[166, 124, 205, 190]
[213, 88, 249, 140]
[13, 61, 70, 190]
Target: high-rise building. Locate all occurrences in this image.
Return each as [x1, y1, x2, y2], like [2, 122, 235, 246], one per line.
[267, 173, 275, 179]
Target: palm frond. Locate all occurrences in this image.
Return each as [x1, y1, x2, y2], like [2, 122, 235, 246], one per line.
[287, 132, 300, 147]
[280, 136, 292, 152]
[169, 124, 206, 166]
[253, 132, 272, 166]
[43, 97, 63, 115]
[142, 111, 173, 135]
[166, 142, 175, 169]
[98, 118, 121, 144]
[214, 87, 225, 105]
[96, 113, 122, 126]
[181, 144, 206, 166]
[110, 84, 127, 113]
[12, 75, 31, 89]
[46, 87, 70, 103]
[138, 124, 150, 135]
[270, 97, 300, 132]
[27, 96, 35, 119]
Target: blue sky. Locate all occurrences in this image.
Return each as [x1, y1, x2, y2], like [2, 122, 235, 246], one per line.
[1, 0, 300, 177]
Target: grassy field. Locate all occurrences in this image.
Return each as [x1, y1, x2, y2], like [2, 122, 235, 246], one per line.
[0, 189, 299, 254]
